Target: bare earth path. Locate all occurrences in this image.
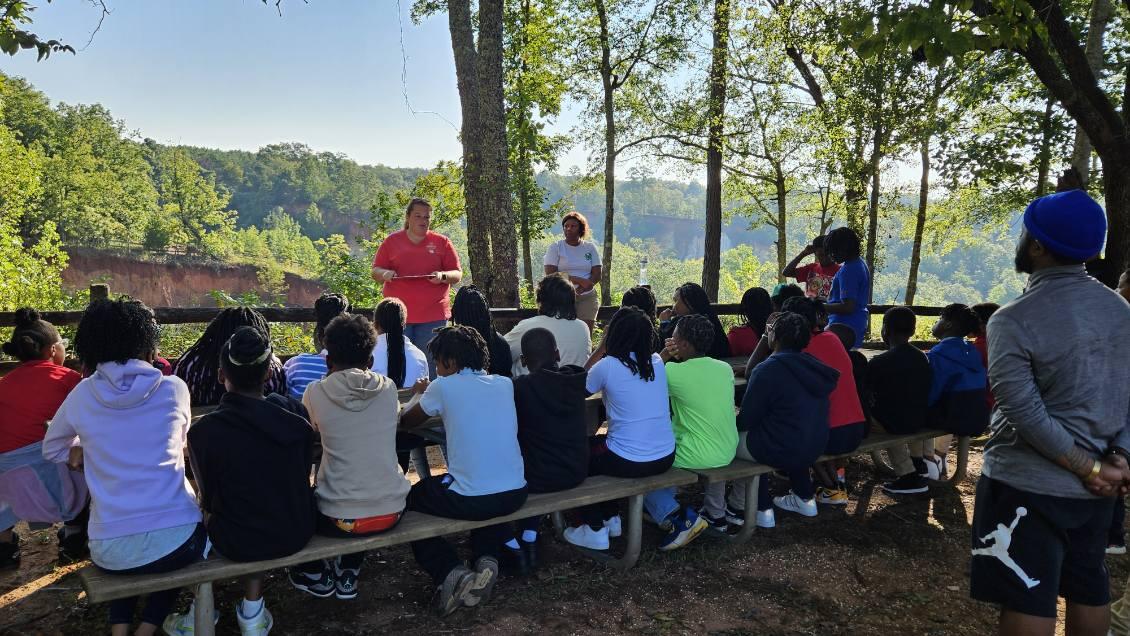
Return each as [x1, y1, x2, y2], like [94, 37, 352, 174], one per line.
[0, 448, 1123, 635]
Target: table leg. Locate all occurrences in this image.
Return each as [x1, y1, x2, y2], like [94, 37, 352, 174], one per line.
[193, 581, 214, 636]
[728, 475, 759, 544]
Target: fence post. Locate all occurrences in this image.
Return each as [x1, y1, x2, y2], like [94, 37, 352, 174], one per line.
[89, 284, 109, 302]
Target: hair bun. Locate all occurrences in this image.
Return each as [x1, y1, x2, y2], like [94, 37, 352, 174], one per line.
[13, 307, 40, 328]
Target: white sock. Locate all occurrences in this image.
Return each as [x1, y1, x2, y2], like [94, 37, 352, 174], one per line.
[521, 530, 537, 543]
[504, 538, 520, 550]
[240, 597, 264, 619]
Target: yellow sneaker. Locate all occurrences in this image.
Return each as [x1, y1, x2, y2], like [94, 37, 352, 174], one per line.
[816, 487, 849, 506]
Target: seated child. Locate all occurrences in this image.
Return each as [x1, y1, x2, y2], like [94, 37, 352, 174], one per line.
[452, 286, 513, 377]
[564, 307, 676, 551]
[505, 274, 591, 375]
[284, 292, 349, 400]
[371, 297, 429, 388]
[175, 307, 286, 406]
[400, 326, 528, 617]
[657, 282, 731, 359]
[868, 307, 934, 495]
[646, 314, 738, 548]
[727, 287, 772, 357]
[584, 286, 660, 368]
[288, 314, 410, 601]
[724, 312, 837, 529]
[778, 297, 865, 510]
[970, 302, 999, 411]
[170, 327, 316, 634]
[503, 328, 589, 574]
[0, 308, 87, 567]
[42, 299, 205, 636]
[827, 322, 869, 422]
[770, 283, 805, 312]
[925, 303, 990, 479]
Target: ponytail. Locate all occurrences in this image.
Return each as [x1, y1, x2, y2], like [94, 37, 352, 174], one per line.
[2, 308, 61, 362]
[375, 298, 408, 388]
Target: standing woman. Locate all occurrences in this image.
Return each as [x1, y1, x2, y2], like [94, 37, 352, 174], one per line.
[544, 212, 603, 329]
[371, 197, 463, 377]
[823, 227, 870, 349]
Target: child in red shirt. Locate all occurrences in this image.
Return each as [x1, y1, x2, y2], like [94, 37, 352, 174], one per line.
[0, 308, 88, 567]
[971, 303, 999, 411]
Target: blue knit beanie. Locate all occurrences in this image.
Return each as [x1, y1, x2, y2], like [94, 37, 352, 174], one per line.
[1022, 190, 1107, 262]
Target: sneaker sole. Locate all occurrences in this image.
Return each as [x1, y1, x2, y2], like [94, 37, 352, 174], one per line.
[238, 614, 273, 636]
[438, 572, 477, 617]
[335, 588, 358, 600]
[289, 579, 336, 599]
[883, 486, 929, 495]
[817, 498, 849, 506]
[1108, 546, 1128, 555]
[463, 565, 497, 607]
[659, 519, 708, 551]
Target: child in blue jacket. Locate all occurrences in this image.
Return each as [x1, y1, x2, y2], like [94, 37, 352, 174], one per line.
[925, 303, 990, 478]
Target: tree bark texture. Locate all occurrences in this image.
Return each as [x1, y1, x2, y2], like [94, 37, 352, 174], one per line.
[774, 163, 788, 282]
[1036, 95, 1054, 197]
[597, 0, 616, 307]
[446, 0, 492, 295]
[1070, 0, 1114, 184]
[865, 125, 882, 305]
[477, 0, 519, 308]
[906, 135, 929, 305]
[701, 0, 730, 302]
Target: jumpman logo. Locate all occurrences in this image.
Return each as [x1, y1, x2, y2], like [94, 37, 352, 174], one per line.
[972, 507, 1040, 589]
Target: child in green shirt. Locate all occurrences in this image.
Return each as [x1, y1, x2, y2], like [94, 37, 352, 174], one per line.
[643, 315, 738, 550]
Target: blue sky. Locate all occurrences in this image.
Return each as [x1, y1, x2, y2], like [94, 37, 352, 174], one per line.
[1, 0, 586, 170]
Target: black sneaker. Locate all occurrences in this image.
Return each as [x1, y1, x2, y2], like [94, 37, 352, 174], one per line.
[520, 539, 538, 571]
[57, 527, 89, 564]
[724, 505, 745, 527]
[288, 563, 336, 598]
[698, 509, 729, 533]
[883, 473, 930, 495]
[499, 544, 529, 577]
[333, 560, 359, 600]
[0, 537, 20, 570]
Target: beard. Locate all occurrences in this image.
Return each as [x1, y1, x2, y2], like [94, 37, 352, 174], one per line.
[1014, 233, 1034, 274]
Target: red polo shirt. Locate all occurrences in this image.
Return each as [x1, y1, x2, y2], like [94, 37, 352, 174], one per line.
[0, 360, 82, 453]
[372, 230, 461, 324]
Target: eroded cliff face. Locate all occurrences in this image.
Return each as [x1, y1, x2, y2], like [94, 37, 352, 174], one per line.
[63, 249, 325, 307]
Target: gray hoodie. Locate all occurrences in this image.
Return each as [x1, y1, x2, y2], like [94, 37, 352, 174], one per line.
[303, 368, 410, 518]
[984, 265, 1130, 498]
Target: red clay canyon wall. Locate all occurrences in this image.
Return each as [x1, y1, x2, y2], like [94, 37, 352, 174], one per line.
[63, 249, 325, 307]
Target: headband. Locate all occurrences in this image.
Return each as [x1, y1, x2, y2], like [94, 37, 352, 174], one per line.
[226, 341, 272, 366]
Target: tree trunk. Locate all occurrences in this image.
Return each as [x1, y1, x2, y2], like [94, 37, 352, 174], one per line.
[477, 0, 518, 308]
[446, 0, 492, 293]
[865, 126, 882, 305]
[775, 163, 788, 282]
[1036, 95, 1055, 197]
[596, 0, 615, 307]
[517, 0, 535, 293]
[1099, 161, 1130, 286]
[1070, 0, 1115, 185]
[701, 0, 729, 302]
[906, 135, 929, 305]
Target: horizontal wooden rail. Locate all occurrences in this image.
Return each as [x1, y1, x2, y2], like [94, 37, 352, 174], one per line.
[0, 302, 945, 328]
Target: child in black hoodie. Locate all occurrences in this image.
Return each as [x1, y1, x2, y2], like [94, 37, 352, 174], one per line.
[177, 327, 316, 635]
[502, 328, 589, 574]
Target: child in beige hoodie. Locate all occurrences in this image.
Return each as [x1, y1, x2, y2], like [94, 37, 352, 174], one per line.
[287, 313, 410, 601]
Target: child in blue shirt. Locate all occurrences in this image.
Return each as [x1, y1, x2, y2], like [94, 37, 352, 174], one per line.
[400, 326, 528, 617]
[924, 303, 990, 479]
[283, 293, 349, 400]
[823, 227, 870, 349]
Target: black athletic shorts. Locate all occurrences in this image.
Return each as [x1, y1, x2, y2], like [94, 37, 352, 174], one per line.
[969, 475, 1115, 618]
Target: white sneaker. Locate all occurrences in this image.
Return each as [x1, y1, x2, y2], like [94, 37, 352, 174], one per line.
[161, 604, 219, 636]
[773, 493, 818, 517]
[604, 515, 622, 538]
[236, 604, 273, 636]
[755, 509, 776, 529]
[563, 525, 610, 550]
[924, 457, 942, 481]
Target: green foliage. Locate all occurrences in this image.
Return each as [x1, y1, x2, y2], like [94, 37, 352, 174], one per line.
[0, 1, 73, 60]
[314, 234, 383, 308]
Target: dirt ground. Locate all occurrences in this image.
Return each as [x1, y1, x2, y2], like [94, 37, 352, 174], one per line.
[1, 446, 1125, 635]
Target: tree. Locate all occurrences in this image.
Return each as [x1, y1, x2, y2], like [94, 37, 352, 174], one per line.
[873, 0, 1130, 286]
[0, 1, 75, 60]
[151, 146, 236, 257]
[702, 0, 730, 300]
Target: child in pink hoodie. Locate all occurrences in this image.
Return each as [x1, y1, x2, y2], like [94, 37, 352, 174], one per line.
[43, 299, 203, 636]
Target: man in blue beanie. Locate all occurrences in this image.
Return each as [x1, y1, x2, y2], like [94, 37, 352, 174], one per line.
[970, 189, 1130, 635]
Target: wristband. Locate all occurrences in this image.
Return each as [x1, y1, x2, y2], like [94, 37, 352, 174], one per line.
[1087, 459, 1101, 481]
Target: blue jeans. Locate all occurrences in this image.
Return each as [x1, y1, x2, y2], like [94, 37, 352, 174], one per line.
[404, 320, 447, 379]
[101, 523, 207, 626]
[643, 488, 683, 525]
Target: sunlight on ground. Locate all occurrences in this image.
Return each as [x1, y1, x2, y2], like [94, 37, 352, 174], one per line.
[0, 561, 86, 612]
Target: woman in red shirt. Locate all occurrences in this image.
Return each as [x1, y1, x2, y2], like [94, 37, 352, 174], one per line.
[0, 308, 88, 567]
[371, 197, 463, 378]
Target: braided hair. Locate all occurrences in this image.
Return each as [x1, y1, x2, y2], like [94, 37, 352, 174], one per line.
[2, 308, 61, 362]
[537, 273, 577, 320]
[771, 312, 812, 352]
[674, 282, 730, 357]
[428, 325, 489, 372]
[781, 296, 818, 332]
[324, 313, 378, 368]
[673, 314, 715, 358]
[75, 298, 159, 366]
[374, 298, 408, 387]
[621, 286, 657, 324]
[604, 306, 659, 381]
[739, 287, 772, 337]
[313, 293, 349, 350]
[175, 307, 278, 406]
[220, 326, 272, 392]
[452, 285, 496, 346]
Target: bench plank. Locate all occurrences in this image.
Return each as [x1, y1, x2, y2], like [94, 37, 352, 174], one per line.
[79, 469, 697, 603]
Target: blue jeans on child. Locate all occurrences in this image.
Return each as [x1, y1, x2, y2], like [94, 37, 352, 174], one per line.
[404, 320, 447, 379]
[643, 488, 683, 525]
[100, 523, 207, 626]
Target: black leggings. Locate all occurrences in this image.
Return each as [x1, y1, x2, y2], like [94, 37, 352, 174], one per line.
[581, 435, 674, 529]
[100, 523, 207, 626]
